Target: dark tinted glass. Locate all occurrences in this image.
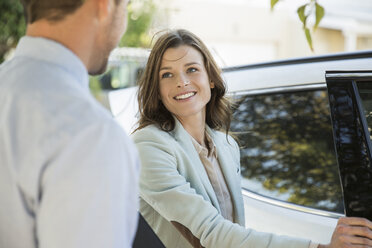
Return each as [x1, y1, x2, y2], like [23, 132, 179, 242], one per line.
[231, 89, 344, 213]
[357, 82, 372, 141]
[326, 79, 372, 220]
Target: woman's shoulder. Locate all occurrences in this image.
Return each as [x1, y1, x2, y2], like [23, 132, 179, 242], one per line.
[209, 129, 238, 146]
[131, 124, 173, 143]
[131, 124, 179, 158]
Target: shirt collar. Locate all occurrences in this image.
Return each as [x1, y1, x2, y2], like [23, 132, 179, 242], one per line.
[14, 36, 89, 89]
[190, 131, 217, 158]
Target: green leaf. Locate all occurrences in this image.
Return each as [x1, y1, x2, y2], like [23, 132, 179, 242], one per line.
[314, 3, 325, 31]
[119, 0, 156, 48]
[297, 4, 308, 27]
[270, 0, 280, 11]
[0, 0, 26, 63]
[304, 27, 314, 51]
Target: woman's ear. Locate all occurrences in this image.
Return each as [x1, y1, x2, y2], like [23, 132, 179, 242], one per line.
[210, 81, 215, 89]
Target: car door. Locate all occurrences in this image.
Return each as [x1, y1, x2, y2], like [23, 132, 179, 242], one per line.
[224, 52, 372, 244]
[229, 85, 342, 244]
[326, 71, 372, 221]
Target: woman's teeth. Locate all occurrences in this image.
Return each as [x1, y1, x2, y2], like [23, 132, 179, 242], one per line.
[175, 92, 195, 100]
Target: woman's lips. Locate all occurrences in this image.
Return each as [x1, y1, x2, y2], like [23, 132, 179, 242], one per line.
[174, 91, 196, 100]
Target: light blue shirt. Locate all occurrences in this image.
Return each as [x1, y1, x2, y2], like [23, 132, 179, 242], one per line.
[0, 36, 140, 248]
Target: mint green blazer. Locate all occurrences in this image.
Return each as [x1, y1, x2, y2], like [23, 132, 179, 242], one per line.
[132, 119, 311, 248]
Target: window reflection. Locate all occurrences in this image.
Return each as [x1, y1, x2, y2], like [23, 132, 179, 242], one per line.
[231, 89, 344, 213]
[357, 82, 372, 141]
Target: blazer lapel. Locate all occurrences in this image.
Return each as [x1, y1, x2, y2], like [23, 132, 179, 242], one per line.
[172, 119, 221, 211]
[207, 127, 245, 225]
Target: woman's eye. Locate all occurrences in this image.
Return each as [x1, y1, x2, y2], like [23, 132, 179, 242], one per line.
[187, 67, 197, 73]
[161, 72, 172, 78]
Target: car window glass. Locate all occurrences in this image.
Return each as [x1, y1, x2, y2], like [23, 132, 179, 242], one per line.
[357, 82, 372, 141]
[230, 89, 344, 213]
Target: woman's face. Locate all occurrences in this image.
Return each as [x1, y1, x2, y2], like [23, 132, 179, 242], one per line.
[158, 45, 214, 124]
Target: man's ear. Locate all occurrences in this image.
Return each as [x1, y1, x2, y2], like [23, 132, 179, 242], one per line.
[96, 0, 113, 22]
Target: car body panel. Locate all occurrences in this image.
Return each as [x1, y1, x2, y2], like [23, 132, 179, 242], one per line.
[242, 189, 339, 244]
[109, 86, 138, 134]
[224, 52, 372, 92]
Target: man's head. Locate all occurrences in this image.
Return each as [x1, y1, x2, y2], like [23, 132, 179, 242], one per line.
[22, 0, 130, 75]
[88, 0, 130, 75]
[20, 0, 122, 24]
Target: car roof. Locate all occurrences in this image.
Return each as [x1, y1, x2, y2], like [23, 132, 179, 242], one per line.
[109, 50, 372, 134]
[223, 50, 372, 93]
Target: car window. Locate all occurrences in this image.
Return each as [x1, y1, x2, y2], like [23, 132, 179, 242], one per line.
[357, 82, 372, 141]
[230, 89, 344, 213]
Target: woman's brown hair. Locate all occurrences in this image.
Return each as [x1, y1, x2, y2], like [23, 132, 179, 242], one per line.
[136, 29, 232, 134]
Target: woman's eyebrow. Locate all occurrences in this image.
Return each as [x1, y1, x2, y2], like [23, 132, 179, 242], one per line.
[159, 66, 172, 71]
[184, 62, 201, 67]
[160, 62, 201, 71]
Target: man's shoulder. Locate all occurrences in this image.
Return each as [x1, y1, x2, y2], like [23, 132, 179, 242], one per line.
[55, 97, 122, 138]
[1, 54, 109, 123]
[1, 53, 85, 89]
[1, 64, 118, 141]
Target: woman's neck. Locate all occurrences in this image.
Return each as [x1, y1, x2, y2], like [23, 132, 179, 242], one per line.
[176, 115, 206, 147]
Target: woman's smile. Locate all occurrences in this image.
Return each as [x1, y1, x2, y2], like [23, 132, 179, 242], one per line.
[174, 91, 196, 100]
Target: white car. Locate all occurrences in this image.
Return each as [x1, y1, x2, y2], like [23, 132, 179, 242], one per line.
[109, 50, 372, 244]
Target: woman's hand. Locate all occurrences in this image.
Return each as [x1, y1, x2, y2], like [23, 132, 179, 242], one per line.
[319, 217, 372, 248]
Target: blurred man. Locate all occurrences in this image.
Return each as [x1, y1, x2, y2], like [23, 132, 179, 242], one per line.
[0, 0, 139, 247]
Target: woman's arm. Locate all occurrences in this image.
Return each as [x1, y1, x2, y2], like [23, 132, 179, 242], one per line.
[133, 127, 311, 248]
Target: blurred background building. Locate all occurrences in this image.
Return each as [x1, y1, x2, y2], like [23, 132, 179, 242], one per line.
[90, 0, 372, 107]
[2, 0, 371, 106]
[151, 0, 372, 66]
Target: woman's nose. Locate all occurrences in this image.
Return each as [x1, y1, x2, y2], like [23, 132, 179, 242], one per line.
[177, 80, 190, 87]
[176, 75, 190, 87]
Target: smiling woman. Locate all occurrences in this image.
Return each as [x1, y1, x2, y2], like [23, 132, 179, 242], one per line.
[135, 29, 231, 134]
[131, 29, 372, 248]
[158, 45, 214, 133]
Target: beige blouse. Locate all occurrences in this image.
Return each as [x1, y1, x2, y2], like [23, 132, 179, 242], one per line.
[191, 132, 234, 222]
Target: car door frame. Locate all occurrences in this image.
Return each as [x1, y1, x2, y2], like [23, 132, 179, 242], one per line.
[326, 70, 372, 220]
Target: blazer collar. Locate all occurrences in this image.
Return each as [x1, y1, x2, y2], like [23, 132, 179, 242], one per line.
[171, 118, 221, 211]
[171, 118, 244, 224]
[207, 127, 245, 225]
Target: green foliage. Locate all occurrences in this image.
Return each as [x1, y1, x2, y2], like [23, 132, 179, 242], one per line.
[119, 0, 156, 48]
[270, 0, 280, 11]
[89, 76, 103, 100]
[297, 4, 307, 24]
[314, 2, 325, 30]
[304, 27, 313, 51]
[0, 0, 26, 63]
[271, 0, 325, 51]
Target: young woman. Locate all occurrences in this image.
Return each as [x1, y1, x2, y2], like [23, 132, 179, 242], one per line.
[132, 29, 372, 248]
